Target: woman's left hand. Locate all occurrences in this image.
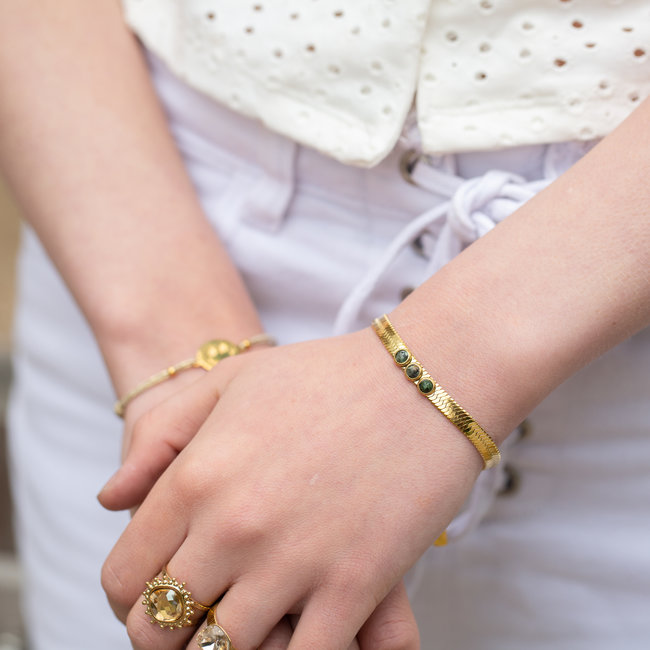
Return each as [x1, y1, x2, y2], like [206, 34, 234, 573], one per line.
[187, 581, 419, 649]
[101, 328, 481, 649]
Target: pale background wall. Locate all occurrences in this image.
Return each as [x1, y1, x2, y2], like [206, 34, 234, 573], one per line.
[0, 179, 19, 353]
[0, 177, 26, 649]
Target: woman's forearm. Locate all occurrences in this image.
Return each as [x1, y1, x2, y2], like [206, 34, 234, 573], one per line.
[0, 0, 261, 394]
[394, 99, 650, 441]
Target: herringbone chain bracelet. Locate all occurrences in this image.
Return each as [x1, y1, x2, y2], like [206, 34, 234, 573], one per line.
[372, 315, 501, 470]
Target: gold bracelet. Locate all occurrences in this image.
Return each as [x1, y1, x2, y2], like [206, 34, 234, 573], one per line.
[114, 334, 276, 417]
[371, 315, 500, 470]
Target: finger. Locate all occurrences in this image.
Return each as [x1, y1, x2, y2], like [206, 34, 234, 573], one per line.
[125, 594, 198, 650]
[287, 591, 371, 650]
[101, 361, 244, 626]
[188, 614, 292, 650]
[287, 614, 360, 650]
[357, 582, 419, 650]
[123, 541, 298, 650]
[248, 617, 292, 650]
[101, 484, 190, 623]
[122, 544, 233, 650]
[210, 573, 302, 650]
[98, 371, 222, 510]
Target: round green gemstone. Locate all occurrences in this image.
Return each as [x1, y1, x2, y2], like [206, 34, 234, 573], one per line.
[405, 363, 421, 379]
[394, 349, 409, 365]
[418, 379, 434, 394]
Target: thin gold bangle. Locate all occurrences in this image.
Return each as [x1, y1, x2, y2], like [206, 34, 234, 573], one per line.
[372, 315, 500, 470]
[113, 334, 275, 417]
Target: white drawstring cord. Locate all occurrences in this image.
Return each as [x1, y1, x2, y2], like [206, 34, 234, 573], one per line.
[335, 142, 588, 552]
[332, 200, 451, 335]
[333, 162, 553, 336]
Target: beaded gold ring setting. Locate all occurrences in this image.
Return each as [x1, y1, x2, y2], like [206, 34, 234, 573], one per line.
[142, 568, 210, 630]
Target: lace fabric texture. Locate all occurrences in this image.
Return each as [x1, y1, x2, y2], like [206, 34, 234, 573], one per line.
[122, 0, 650, 165]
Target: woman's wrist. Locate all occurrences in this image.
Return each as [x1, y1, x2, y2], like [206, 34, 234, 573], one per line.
[358, 323, 485, 507]
[371, 314, 501, 470]
[388, 104, 650, 445]
[100, 305, 267, 397]
[0, 2, 272, 400]
[113, 332, 275, 417]
[387, 287, 530, 447]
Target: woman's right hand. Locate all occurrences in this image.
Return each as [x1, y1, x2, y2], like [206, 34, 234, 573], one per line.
[101, 329, 480, 650]
[99, 351, 422, 650]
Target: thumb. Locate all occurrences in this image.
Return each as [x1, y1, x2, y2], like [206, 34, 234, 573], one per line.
[98, 367, 223, 511]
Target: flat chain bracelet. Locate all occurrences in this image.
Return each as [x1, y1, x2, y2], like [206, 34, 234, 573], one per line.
[114, 334, 275, 417]
[372, 315, 501, 470]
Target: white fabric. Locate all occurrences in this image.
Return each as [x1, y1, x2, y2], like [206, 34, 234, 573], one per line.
[120, 0, 650, 165]
[8, 54, 650, 649]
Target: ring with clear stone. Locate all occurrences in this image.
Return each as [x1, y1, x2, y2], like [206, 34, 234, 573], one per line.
[196, 607, 235, 650]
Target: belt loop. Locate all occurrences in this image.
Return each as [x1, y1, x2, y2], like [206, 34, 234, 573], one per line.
[240, 132, 297, 233]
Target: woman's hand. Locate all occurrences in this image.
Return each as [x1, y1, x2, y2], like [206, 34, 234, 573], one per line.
[189, 581, 419, 650]
[101, 328, 482, 649]
[99, 339, 422, 649]
[99, 366, 219, 512]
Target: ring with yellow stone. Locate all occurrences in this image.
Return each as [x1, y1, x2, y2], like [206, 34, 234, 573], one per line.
[142, 568, 210, 630]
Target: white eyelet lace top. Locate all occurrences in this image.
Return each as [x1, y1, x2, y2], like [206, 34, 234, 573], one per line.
[121, 0, 650, 167]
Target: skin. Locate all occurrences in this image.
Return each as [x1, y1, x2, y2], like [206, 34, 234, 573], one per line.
[97, 106, 650, 646]
[2, 1, 650, 649]
[101, 105, 650, 649]
[0, 1, 417, 648]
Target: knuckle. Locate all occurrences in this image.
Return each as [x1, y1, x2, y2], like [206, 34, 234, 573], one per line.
[173, 456, 215, 502]
[329, 554, 380, 598]
[332, 567, 368, 598]
[101, 560, 129, 609]
[173, 465, 199, 502]
[126, 615, 162, 649]
[167, 406, 203, 442]
[219, 503, 271, 545]
[126, 601, 195, 650]
[232, 638, 260, 650]
[371, 619, 420, 650]
[130, 409, 158, 444]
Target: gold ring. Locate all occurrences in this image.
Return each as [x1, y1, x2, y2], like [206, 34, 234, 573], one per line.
[142, 567, 210, 630]
[196, 606, 235, 649]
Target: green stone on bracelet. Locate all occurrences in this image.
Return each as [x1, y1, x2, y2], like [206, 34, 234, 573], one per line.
[394, 349, 410, 365]
[405, 363, 422, 380]
[418, 378, 434, 394]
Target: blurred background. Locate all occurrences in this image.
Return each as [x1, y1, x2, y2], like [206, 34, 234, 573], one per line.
[0, 177, 26, 649]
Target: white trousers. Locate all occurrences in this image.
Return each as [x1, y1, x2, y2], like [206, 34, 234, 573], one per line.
[8, 54, 650, 649]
